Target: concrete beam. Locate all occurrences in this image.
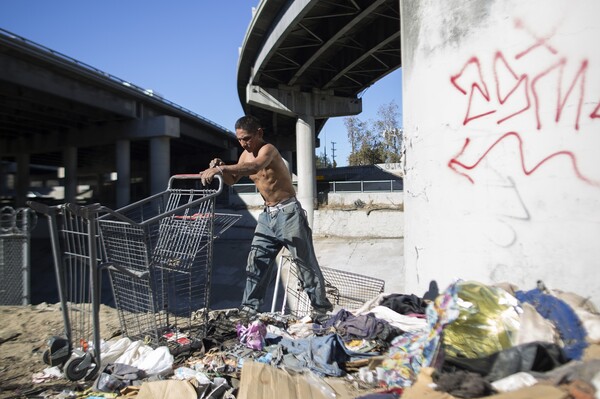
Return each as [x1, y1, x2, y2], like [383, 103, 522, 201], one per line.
[246, 85, 362, 118]
[0, 53, 136, 117]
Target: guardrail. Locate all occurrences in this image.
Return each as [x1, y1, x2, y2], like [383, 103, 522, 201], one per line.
[329, 180, 403, 193]
[230, 180, 403, 195]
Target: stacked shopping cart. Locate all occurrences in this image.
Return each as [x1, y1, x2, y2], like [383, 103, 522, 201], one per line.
[98, 175, 240, 350]
[30, 175, 240, 380]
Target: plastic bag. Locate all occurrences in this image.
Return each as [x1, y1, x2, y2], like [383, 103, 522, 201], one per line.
[442, 281, 521, 358]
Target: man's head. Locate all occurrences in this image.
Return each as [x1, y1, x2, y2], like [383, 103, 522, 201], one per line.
[235, 115, 264, 152]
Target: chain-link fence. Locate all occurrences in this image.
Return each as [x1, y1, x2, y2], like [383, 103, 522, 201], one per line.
[0, 206, 37, 305]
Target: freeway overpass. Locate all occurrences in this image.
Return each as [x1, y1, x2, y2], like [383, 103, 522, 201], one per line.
[1, 1, 402, 211]
[237, 0, 401, 223]
[0, 28, 238, 207]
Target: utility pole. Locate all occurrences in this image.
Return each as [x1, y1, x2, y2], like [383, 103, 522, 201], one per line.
[331, 142, 336, 168]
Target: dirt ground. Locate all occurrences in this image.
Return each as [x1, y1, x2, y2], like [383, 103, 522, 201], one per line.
[0, 303, 122, 399]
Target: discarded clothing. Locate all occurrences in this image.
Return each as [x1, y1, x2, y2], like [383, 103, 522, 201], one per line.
[322, 309, 403, 344]
[432, 369, 496, 398]
[236, 320, 267, 350]
[274, 333, 379, 377]
[381, 282, 460, 388]
[380, 293, 428, 315]
[93, 363, 146, 393]
[516, 288, 588, 360]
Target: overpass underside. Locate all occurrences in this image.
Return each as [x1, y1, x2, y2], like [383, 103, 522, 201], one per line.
[237, 0, 401, 225]
[0, 30, 237, 208]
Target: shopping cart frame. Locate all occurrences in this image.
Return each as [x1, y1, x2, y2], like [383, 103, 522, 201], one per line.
[97, 175, 238, 349]
[28, 201, 104, 381]
[272, 254, 386, 319]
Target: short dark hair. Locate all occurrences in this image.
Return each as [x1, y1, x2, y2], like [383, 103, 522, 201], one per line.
[235, 115, 262, 133]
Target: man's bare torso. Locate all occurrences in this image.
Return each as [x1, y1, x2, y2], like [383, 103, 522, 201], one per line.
[241, 144, 296, 206]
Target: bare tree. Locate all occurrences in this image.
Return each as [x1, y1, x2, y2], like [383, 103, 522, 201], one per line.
[344, 100, 403, 165]
[373, 101, 403, 164]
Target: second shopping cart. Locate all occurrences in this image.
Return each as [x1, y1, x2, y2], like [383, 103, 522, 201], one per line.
[98, 174, 240, 352]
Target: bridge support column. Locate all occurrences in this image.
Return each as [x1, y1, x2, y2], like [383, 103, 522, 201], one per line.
[150, 136, 170, 195]
[63, 146, 77, 204]
[296, 115, 316, 228]
[116, 139, 131, 207]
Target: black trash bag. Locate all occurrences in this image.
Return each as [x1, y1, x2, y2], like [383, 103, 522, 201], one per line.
[440, 341, 569, 382]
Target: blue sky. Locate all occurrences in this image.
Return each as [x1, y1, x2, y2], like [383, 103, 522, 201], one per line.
[0, 1, 402, 166]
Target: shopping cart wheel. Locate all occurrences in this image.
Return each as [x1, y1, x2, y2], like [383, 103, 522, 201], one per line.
[64, 352, 98, 381]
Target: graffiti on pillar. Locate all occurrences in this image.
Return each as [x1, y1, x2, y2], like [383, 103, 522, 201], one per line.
[448, 132, 598, 186]
[447, 18, 600, 187]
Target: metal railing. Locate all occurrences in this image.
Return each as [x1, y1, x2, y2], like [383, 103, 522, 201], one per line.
[329, 180, 403, 193]
[230, 180, 403, 195]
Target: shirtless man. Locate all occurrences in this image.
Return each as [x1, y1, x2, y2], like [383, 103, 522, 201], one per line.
[199, 115, 333, 319]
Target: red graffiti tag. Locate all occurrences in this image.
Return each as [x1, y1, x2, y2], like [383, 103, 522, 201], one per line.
[451, 18, 597, 131]
[591, 102, 600, 119]
[514, 18, 558, 59]
[493, 51, 531, 124]
[448, 132, 599, 186]
[450, 57, 496, 125]
[531, 58, 588, 130]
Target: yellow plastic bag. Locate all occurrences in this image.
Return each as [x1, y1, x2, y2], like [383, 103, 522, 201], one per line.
[443, 281, 521, 358]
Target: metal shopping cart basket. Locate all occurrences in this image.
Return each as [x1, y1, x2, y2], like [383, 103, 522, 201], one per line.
[27, 201, 104, 381]
[98, 174, 240, 351]
[272, 255, 386, 319]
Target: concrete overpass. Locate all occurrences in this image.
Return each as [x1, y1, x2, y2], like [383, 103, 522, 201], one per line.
[0, 28, 238, 208]
[237, 0, 401, 224]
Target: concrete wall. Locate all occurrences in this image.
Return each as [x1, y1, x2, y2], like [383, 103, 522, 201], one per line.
[229, 191, 404, 210]
[401, 0, 600, 306]
[220, 207, 404, 239]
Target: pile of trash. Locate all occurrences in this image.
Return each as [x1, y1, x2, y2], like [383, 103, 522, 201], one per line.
[27, 280, 600, 398]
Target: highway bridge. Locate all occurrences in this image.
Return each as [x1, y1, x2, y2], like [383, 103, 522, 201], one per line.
[1, 0, 402, 215]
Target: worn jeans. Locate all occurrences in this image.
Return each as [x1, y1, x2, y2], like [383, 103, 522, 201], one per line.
[241, 199, 333, 312]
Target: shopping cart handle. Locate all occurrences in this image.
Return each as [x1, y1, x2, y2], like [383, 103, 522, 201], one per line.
[168, 174, 223, 193]
[27, 200, 53, 215]
[66, 203, 104, 218]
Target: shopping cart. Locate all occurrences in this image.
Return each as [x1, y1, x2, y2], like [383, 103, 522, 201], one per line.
[98, 174, 240, 351]
[272, 254, 386, 319]
[27, 201, 104, 381]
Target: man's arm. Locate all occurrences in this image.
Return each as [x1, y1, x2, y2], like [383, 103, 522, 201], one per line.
[221, 144, 277, 177]
[200, 145, 277, 186]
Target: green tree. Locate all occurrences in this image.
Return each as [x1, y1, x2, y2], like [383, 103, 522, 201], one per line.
[316, 152, 333, 168]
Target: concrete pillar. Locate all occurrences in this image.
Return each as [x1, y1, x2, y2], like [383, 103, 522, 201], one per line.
[15, 153, 29, 207]
[0, 157, 7, 196]
[150, 136, 170, 195]
[116, 139, 131, 208]
[63, 147, 77, 204]
[296, 115, 316, 228]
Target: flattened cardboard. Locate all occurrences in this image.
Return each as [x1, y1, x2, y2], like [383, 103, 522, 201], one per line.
[237, 361, 355, 399]
[136, 380, 198, 399]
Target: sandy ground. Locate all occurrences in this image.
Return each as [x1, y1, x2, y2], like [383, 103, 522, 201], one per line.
[0, 303, 122, 399]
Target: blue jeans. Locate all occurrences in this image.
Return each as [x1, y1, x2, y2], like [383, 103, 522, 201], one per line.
[241, 200, 333, 312]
